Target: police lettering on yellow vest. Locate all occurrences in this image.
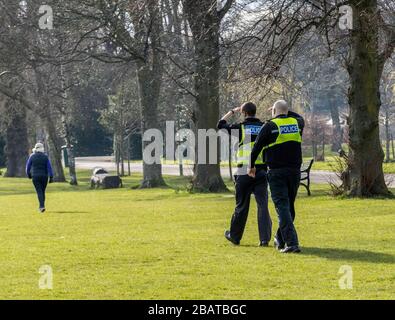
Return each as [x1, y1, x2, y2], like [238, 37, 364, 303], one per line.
[250, 112, 304, 170]
[268, 117, 302, 148]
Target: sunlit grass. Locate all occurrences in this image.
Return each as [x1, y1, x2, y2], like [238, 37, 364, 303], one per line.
[305, 156, 395, 174]
[0, 172, 394, 299]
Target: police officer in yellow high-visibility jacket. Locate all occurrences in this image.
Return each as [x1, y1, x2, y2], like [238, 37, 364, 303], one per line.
[249, 100, 304, 254]
[218, 102, 272, 247]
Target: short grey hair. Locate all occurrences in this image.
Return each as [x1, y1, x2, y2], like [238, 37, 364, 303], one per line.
[273, 100, 289, 114]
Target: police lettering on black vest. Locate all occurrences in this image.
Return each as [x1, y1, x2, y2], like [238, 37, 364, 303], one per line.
[237, 124, 265, 166]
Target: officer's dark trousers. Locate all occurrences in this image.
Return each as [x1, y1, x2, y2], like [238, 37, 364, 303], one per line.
[32, 176, 48, 208]
[230, 169, 272, 243]
[267, 168, 300, 247]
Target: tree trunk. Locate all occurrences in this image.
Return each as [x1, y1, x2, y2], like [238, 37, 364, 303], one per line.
[179, 157, 184, 176]
[4, 104, 29, 177]
[184, 0, 227, 192]
[384, 109, 390, 163]
[60, 64, 78, 185]
[137, 63, 166, 188]
[329, 102, 342, 152]
[35, 69, 66, 182]
[66, 145, 77, 185]
[120, 139, 125, 177]
[347, 0, 390, 196]
[45, 117, 66, 182]
[61, 119, 77, 185]
[127, 135, 131, 176]
[321, 129, 326, 162]
[114, 135, 120, 176]
[131, 1, 166, 189]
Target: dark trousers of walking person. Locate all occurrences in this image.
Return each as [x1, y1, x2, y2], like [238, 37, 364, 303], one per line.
[32, 176, 48, 209]
[267, 168, 300, 247]
[230, 169, 272, 243]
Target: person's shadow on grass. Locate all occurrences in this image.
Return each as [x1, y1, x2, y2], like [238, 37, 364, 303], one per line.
[301, 247, 395, 264]
[51, 211, 89, 214]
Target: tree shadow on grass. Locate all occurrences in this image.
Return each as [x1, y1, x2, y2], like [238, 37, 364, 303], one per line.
[0, 190, 36, 197]
[301, 247, 395, 264]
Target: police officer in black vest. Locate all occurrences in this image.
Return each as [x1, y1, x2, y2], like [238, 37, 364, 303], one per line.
[249, 100, 304, 253]
[218, 102, 272, 247]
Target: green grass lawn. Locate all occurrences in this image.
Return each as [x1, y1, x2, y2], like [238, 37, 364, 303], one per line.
[300, 143, 395, 173]
[0, 171, 394, 300]
[305, 156, 395, 174]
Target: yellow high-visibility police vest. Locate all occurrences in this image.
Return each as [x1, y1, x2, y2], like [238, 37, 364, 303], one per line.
[268, 117, 302, 149]
[236, 124, 265, 165]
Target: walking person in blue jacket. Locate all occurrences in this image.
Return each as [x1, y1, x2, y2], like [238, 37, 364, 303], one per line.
[26, 143, 54, 213]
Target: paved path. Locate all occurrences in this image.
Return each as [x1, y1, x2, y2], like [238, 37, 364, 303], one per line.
[76, 156, 395, 187]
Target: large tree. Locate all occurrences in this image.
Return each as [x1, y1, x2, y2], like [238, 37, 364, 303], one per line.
[226, 0, 394, 197]
[0, 0, 72, 182]
[346, 0, 394, 196]
[182, 0, 235, 192]
[66, 0, 167, 187]
[0, 98, 29, 177]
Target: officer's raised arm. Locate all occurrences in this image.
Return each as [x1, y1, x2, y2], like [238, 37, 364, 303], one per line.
[217, 106, 242, 133]
[288, 110, 305, 135]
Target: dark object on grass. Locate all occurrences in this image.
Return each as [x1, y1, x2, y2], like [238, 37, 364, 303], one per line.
[300, 159, 314, 196]
[90, 167, 123, 189]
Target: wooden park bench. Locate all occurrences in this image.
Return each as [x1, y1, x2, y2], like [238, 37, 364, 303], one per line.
[300, 159, 314, 196]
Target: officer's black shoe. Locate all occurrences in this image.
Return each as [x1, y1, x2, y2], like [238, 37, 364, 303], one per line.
[280, 246, 301, 254]
[224, 230, 240, 245]
[259, 241, 269, 247]
[274, 237, 285, 250]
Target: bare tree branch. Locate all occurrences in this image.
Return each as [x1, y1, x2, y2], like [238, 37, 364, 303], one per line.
[218, 0, 235, 20]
